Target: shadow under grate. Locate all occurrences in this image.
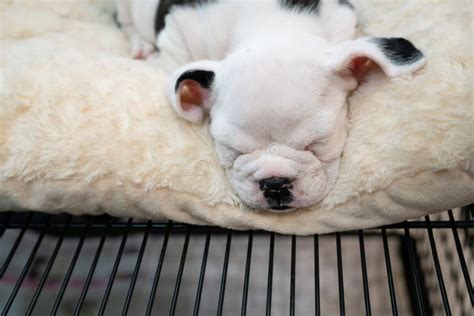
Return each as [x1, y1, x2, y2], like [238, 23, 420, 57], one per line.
[0, 207, 472, 316]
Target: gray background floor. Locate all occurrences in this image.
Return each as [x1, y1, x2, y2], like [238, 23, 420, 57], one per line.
[0, 229, 414, 315]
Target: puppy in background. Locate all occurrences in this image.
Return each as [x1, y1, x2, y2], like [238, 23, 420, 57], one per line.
[116, 0, 426, 211]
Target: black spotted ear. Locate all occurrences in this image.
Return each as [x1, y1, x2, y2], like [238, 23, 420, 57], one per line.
[167, 60, 220, 124]
[325, 37, 426, 84]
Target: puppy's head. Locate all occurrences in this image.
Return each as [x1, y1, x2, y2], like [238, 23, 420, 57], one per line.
[167, 37, 425, 211]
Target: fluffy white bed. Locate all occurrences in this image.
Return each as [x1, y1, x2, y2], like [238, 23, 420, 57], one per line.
[0, 0, 473, 234]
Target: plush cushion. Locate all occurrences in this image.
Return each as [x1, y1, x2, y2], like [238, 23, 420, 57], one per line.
[0, 0, 472, 234]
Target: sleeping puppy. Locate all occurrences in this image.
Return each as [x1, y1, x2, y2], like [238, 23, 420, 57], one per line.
[116, 0, 426, 211]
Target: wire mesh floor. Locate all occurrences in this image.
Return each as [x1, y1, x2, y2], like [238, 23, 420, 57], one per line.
[0, 207, 472, 316]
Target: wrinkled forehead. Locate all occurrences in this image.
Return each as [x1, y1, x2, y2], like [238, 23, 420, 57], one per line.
[219, 51, 329, 88]
[211, 109, 338, 151]
[215, 56, 330, 118]
[211, 60, 340, 148]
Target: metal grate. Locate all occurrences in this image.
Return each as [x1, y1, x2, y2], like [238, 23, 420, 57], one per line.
[0, 207, 472, 315]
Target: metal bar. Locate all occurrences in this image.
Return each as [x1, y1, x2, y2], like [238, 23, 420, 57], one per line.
[169, 226, 191, 316]
[403, 226, 425, 315]
[336, 233, 345, 316]
[290, 235, 296, 316]
[4, 220, 473, 231]
[383, 220, 473, 229]
[146, 221, 172, 316]
[266, 233, 275, 316]
[98, 218, 133, 316]
[26, 216, 71, 315]
[2, 216, 49, 315]
[0, 211, 12, 237]
[217, 230, 232, 316]
[73, 218, 109, 316]
[462, 205, 472, 221]
[241, 231, 253, 316]
[122, 221, 151, 316]
[0, 210, 470, 316]
[193, 228, 212, 316]
[448, 210, 473, 304]
[358, 231, 371, 316]
[51, 217, 91, 315]
[0, 212, 33, 278]
[382, 228, 398, 316]
[314, 235, 320, 316]
[425, 216, 452, 315]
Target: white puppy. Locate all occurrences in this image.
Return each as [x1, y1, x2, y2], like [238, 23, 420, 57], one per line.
[116, 0, 426, 211]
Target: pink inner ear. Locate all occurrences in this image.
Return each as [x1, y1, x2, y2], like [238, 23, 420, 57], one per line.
[350, 56, 379, 82]
[179, 79, 207, 112]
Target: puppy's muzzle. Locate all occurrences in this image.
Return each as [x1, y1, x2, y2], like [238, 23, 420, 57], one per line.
[259, 177, 294, 210]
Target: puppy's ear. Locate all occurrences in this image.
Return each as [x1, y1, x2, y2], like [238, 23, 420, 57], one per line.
[325, 37, 426, 85]
[167, 60, 220, 124]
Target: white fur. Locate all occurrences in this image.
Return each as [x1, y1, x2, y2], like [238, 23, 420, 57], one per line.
[115, 0, 159, 58]
[118, 0, 426, 210]
[0, 0, 472, 233]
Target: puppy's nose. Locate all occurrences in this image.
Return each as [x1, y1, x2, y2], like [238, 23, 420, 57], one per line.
[259, 177, 292, 191]
[259, 177, 294, 210]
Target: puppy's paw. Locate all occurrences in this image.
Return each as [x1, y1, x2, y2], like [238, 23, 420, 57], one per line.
[131, 35, 156, 60]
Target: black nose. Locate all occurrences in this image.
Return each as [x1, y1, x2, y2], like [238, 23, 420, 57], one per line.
[259, 177, 292, 191]
[259, 177, 294, 210]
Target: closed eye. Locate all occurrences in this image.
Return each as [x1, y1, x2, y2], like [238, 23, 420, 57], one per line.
[232, 148, 244, 156]
[304, 141, 319, 152]
[224, 145, 245, 160]
[227, 144, 250, 156]
[305, 141, 326, 155]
